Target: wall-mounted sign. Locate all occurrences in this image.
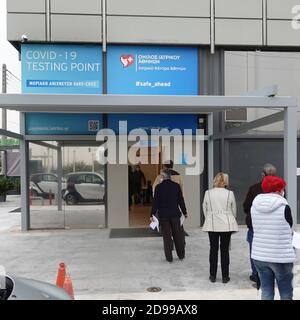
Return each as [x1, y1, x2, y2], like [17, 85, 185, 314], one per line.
[108, 114, 199, 134]
[0, 138, 20, 147]
[107, 46, 198, 95]
[25, 113, 103, 135]
[21, 44, 102, 94]
[22, 44, 103, 135]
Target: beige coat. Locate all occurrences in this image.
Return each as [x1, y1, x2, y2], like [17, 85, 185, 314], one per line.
[202, 187, 239, 232]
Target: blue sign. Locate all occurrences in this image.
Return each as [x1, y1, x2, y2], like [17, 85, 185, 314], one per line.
[21, 44, 102, 94]
[25, 113, 103, 135]
[108, 114, 199, 134]
[107, 46, 198, 95]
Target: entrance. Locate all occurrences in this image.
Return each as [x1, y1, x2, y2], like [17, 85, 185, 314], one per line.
[28, 141, 106, 229]
[129, 146, 161, 227]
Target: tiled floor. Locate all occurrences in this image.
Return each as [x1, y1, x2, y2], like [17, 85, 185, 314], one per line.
[129, 204, 152, 227]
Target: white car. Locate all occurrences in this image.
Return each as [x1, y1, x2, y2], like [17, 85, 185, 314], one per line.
[30, 173, 66, 199]
[0, 274, 71, 300]
[63, 172, 105, 205]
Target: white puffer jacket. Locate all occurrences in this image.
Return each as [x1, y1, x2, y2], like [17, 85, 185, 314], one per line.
[251, 193, 296, 263]
[202, 188, 239, 232]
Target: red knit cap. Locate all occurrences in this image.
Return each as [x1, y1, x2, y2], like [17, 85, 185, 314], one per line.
[261, 175, 286, 193]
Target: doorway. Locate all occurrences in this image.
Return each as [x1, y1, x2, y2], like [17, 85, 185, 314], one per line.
[128, 146, 161, 227]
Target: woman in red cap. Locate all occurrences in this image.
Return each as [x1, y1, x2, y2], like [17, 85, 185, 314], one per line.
[251, 175, 296, 300]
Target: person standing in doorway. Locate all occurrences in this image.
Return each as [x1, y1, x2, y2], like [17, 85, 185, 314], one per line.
[151, 171, 187, 263]
[202, 172, 239, 283]
[251, 175, 295, 300]
[132, 165, 146, 204]
[243, 163, 277, 286]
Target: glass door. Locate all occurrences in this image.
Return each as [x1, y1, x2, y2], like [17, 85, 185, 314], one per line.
[28, 141, 106, 229]
[62, 144, 106, 229]
[29, 141, 65, 229]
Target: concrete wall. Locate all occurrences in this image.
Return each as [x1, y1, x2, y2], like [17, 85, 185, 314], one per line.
[7, 0, 45, 13]
[225, 51, 300, 131]
[7, 0, 300, 48]
[107, 163, 128, 228]
[161, 139, 202, 228]
[174, 164, 201, 228]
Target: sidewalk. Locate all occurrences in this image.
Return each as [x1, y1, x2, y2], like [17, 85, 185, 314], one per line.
[0, 196, 299, 300]
[0, 195, 21, 232]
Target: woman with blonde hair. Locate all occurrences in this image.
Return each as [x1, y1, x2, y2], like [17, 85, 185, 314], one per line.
[202, 172, 238, 283]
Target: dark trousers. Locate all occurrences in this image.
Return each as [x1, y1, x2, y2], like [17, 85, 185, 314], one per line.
[129, 193, 133, 208]
[160, 217, 185, 262]
[246, 229, 258, 276]
[133, 190, 142, 204]
[208, 232, 232, 278]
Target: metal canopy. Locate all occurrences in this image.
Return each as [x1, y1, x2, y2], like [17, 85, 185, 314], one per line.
[0, 94, 297, 113]
[0, 93, 297, 231]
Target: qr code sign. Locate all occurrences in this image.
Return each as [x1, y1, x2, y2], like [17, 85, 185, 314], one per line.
[88, 120, 100, 132]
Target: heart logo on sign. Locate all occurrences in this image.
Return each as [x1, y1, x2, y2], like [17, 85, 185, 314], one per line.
[120, 54, 134, 68]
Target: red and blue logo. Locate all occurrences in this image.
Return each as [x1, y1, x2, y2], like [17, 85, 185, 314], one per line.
[120, 54, 134, 68]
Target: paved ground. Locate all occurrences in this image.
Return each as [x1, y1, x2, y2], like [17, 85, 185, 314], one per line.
[1, 195, 300, 300]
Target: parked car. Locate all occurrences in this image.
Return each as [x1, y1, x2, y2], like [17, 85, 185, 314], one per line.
[63, 172, 105, 205]
[30, 173, 66, 199]
[0, 274, 71, 300]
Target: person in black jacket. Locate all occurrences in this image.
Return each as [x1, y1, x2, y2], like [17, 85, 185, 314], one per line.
[151, 171, 188, 263]
[243, 163, 277, 285]
[132, 165, 146, 204]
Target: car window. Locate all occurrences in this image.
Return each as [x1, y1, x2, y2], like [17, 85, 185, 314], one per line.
[85, 175, 93, 184]
[92, 175, 102, 184]
[32, 175, 42, 183]
[47, 175, 57, 182]
[76, 175, 86, 184]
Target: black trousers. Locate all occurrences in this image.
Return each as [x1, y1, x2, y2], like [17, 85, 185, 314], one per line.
[160, 218, 185, 262]
[133, 189, 142, 204]
[208, 232, 232, 278]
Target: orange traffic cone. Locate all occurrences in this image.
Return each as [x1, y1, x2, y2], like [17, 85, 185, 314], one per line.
[63, 274, 75, 300]
[56, 262, 66, 288]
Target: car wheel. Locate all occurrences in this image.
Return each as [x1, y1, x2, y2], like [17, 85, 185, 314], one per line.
[65, 193, 78, 205]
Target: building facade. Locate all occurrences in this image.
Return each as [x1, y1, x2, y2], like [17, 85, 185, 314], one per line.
[5, 0, 300, 229]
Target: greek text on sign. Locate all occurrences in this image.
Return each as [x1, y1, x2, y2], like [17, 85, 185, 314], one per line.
[107, 46, 198, 95]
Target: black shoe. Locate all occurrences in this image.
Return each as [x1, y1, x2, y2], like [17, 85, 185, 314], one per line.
[209, 276, 216, 283]
[167, 258, 173, 263]
[222, 276, 230, 284]
[249, 275, 258, 283]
